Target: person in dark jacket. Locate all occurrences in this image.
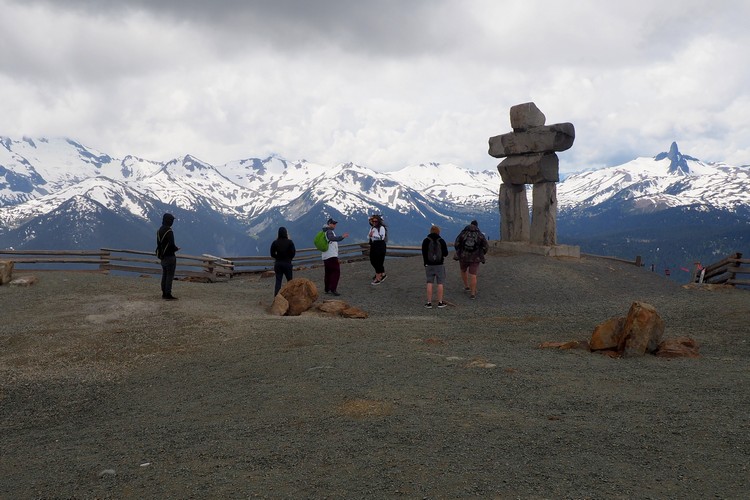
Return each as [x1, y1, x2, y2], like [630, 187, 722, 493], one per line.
[156, 213, 179, 300]
[454, 219, 489, 300]
[421, 225, 449, 308]
[270, 226, 296, 296]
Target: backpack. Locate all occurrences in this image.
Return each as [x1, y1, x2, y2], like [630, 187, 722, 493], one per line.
[461, 230, 479, 253]
[313, 230, 329, 252]
[427, 237, 442, 264]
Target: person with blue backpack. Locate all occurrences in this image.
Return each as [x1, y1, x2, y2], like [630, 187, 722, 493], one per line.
[320, 218, 349, 296]
[421, 225, 449, 309]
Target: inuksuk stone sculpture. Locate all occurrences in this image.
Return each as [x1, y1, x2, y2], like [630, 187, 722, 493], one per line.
[488, 102, 575, 247]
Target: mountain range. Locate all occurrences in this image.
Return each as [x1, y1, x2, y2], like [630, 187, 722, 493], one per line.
[1, 137, 748, 274]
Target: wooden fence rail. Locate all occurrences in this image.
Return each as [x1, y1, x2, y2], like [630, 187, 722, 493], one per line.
[0, 243, 430, 281]
[696, 252, 749, 287]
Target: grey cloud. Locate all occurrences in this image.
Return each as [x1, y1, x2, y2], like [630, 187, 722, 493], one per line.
[10, 0, 468, 56]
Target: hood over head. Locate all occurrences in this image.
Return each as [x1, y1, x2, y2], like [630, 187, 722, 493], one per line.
[162, 213, 175, 226]
[277, 227, 288, 239]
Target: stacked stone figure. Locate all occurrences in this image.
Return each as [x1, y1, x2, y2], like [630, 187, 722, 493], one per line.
[488, 102, 575, 246]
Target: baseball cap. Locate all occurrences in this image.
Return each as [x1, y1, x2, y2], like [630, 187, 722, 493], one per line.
[327, 218, 338, 224]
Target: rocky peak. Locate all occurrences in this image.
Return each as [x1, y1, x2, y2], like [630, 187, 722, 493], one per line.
[654, 141, 690, 176]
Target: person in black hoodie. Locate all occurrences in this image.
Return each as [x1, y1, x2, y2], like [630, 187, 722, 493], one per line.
[270, 226, 296, 296]
[421, 225, 449, 309]
[156, 213, 180, 300]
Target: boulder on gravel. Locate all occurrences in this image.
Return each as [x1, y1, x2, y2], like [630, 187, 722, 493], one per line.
[655, 337, 701, 358]
[316, 300, 368, 319]
[270, 293, 289, 316]
[278, 278, 319, 316]
[588, 301, 665, 357]
[618, 301, 664, 357]
[590, 316, 626, 351]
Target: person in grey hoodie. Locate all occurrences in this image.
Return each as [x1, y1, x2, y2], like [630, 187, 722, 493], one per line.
[270, 226, 296, 296]
[320, 218, 349, 296]
[156, 213, 179, 300]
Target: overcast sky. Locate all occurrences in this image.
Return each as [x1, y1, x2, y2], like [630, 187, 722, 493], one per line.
[2, 0, 749, 173]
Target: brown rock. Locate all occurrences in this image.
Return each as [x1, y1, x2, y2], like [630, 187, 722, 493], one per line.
[341, 306, 368, 319]
[656, 337, 700, 358]
[270, 294, 289, 316]
[618, 302, 665, 357]
[539, 340, 589, 350]
[590, 316, 626, 351]
[279, 278, 319, 316]
[317, 300, 348, 315]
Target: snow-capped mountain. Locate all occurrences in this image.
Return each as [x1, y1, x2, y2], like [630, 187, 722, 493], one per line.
[558, 142, 750, 213]
[0, 136, 747, 268]
[0, 136, 499, 255]
[556, 142, 749, 269]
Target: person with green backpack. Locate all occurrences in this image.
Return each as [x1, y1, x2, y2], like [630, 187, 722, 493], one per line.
[319, 218, 349, 296]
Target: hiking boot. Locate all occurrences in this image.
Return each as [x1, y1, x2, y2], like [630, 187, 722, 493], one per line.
[437, 301, 447, 308]
[424, 302, 433, 309]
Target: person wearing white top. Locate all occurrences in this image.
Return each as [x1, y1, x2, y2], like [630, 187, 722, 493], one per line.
[368, 214, 388, 285]
[321, 218, 349, 296]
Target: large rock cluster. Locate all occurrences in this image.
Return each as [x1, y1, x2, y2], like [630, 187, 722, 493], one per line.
[488, 102, 575, 246]
[270, 278, 368, 318]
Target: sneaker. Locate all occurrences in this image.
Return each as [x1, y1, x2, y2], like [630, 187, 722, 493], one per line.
[380, 273, 387, 282]
[437, 301, 447, 308]
[163, 295, 178, 300]
[371, 279, 381, 285]
[331, 291, 340, 296]
[424, 302, 433, 309]
[464, 287, 470, 291]
[470, 294, 476, 300]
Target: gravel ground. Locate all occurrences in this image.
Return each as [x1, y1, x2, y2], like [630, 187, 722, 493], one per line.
[1, 247, 749, 499]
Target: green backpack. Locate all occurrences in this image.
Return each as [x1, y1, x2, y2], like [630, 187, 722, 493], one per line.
[313, 230, 329, 252]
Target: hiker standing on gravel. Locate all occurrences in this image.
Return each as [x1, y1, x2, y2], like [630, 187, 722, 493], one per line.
[368, 214, 388, 285]
[321, 218, 349, 296]
[422, 225, 449, 309]
[270, 226, 296, 296]
[156, 213, 180, 300]
[454, 220, 489, 300]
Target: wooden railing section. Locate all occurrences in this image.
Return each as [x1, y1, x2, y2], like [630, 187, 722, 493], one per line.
[0, 243, 428, 281]
[0, 248, 233, 282]
[696, 252, 749, 287]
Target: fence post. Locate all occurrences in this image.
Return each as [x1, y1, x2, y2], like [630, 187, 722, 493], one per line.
[99, 249, 110, 274]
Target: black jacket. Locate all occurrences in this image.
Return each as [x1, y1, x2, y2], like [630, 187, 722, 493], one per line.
[270, 227, 296, 263]
[156, 214, 179, 259]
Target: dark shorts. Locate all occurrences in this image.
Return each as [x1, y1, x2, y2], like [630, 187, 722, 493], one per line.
[459, 261, 480, 275]
[425, 265, 446, 285]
